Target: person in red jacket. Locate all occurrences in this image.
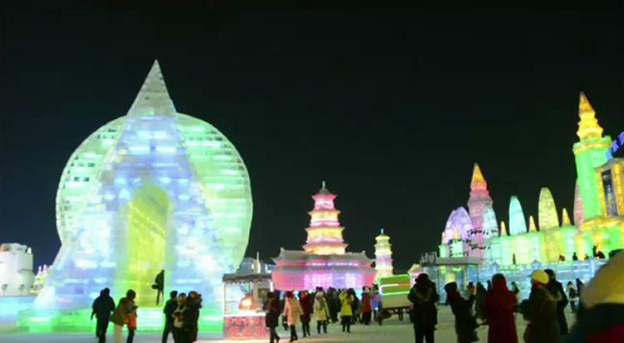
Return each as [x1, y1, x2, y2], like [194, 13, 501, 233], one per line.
[483, 273, 518, 343]
[361, 287, 373, 325]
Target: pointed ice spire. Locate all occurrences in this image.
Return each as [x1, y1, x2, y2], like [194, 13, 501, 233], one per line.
[127, 60, 177, 117]
[529, 215, 538, 232]
[500, 221, 508, 236]
[470, 163, 487, 191]
[538, 188, 559, 230]
[509, 196, 527, 235]
[561, 208, 571, 226]
[576, 92, 604, 140]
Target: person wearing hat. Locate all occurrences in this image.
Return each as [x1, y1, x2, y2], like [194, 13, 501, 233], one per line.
[408, 273, 439, 343]
[520, 270, 560, 343]
[565, 250, 624, 343]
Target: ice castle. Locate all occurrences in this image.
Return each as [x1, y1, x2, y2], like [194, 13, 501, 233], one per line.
[29, 61, 253, 331]
[424, 93, 623, 299]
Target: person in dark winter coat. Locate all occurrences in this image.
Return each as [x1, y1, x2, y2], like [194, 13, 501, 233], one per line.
[162, 291, 178, 343]
[520, 270, 560, 343]
[92, 288, 116, 343]
[544, 269, 569, 336]
[408, 273, 439, 343]
[264, 292, 281, 343]
[299, 291, 313, 338]
[183, 291, 202, 343]
[326, 288, 339, 323]
[565, 250, 624, 343]
[482, 274, 518, 343]
[444, 282, 479, 343]
[474, 283, 487, 321]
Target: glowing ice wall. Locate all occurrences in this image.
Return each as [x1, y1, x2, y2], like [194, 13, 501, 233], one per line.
[303, 182, 347, 255]
[38, 62, 253, 318]
[509, 196, 527, 236]
[573, 181, 584, 225]
[538, 188, 559, 230]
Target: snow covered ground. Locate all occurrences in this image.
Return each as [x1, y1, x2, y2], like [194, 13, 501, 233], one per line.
[1, 306, 576, 343]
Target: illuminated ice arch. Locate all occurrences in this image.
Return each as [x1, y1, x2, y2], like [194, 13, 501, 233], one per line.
[40, 61, 252, 311]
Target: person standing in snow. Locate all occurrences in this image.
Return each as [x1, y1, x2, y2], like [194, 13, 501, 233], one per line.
[408, 273, 438, 343]
[520, 270, 560, 343]
[445, 282, 479, 343]
[483, 274, 518, 343]
[283, 291, 302, 342]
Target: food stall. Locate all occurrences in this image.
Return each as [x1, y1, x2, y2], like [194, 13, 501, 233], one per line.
[222, 258, 273, 340]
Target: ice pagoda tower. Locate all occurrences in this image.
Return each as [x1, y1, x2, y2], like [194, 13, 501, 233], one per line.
[33, 61, 253, 329]
[272, 183, 375, 291]
[374, 228, 394, 279]
[303, 182, 347, 255]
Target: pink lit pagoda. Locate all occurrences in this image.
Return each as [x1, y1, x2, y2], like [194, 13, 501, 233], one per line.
[272, 182, 376, 291]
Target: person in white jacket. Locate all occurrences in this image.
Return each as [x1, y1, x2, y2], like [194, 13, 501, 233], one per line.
[283, 291, 302, 342]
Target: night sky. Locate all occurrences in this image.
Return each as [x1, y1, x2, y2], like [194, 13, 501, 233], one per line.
[1, 4, 622, 272]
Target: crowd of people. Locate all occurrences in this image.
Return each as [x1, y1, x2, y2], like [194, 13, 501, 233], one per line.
[90, 250, 623, 343]
[90, 288, 203, 343]
[406, 249, 623, 343]
[263, 286, 380, 343]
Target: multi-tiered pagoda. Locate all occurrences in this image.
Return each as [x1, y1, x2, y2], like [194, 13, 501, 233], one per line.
[272, 183, 375, 291]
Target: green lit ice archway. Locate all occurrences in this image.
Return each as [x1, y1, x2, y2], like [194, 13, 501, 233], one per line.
[36, 61, 253, 328]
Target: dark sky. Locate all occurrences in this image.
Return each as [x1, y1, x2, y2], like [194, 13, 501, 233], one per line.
[1, 3, 622, 272]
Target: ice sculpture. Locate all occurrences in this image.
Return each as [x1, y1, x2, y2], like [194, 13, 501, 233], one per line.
[443, 207, 474, 242]
[538, 188, 559, 230]
[528, 216, 538, 232]
[561, 208, 572, 226]
[272, 183, 375, 290]
[467, 163, 494, 256]
[374, 228, 394, 279]
[482, 206, 499, 239]
[37, 61, 253, 318]
[508, 196, 527, 236]
[303, 181, 347, 255]
[573, 181, 584, 225]
[573, 93, 611, 220]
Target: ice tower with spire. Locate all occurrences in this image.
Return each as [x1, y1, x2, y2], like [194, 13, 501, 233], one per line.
[467, 163, 496, 257]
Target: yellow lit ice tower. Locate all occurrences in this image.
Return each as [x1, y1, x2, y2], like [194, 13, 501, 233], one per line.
[32, 61, 253, 331]
[573, 93, 624, 258]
